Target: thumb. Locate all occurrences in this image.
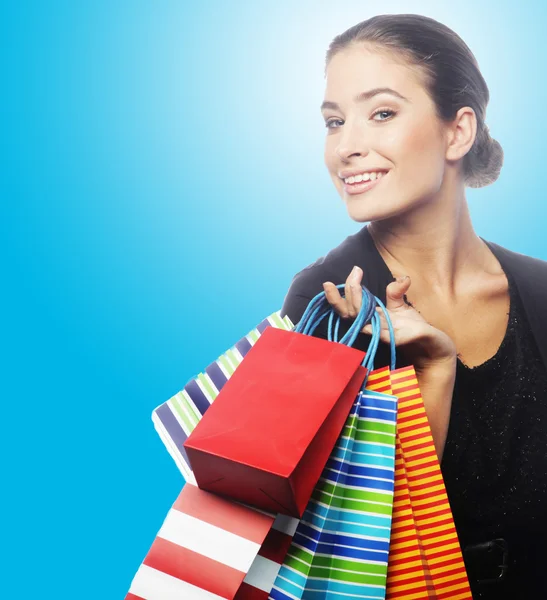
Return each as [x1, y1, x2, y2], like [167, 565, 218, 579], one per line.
[386, 275, 411, 310]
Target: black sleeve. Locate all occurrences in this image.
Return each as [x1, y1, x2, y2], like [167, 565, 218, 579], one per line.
[280, 263, 360, 346]
[280, 266, 321, 326]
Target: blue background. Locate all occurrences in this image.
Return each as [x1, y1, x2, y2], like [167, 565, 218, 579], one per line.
[2, 0, 546, 597]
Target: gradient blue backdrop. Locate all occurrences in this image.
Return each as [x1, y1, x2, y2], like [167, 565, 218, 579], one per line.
[2, 0, 546, 597]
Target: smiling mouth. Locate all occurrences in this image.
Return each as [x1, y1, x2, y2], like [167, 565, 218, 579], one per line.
[342, 171, 388, 195]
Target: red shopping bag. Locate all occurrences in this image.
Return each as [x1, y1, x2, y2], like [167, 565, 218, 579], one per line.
[184, 326, 367, 517]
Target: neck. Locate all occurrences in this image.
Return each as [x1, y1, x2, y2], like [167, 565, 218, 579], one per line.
[367, 181, 492, 293]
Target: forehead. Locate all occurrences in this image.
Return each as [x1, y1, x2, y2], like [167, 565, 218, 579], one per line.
[324, 45, 427, 102]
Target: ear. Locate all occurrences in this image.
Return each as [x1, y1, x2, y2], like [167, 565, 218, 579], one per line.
[445, 106, 477, 162]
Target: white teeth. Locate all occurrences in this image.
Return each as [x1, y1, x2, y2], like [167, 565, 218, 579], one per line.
[343, 171, 386, 184]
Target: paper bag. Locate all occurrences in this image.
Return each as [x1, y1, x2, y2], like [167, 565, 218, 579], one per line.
[184, 326, 368, 517]
[385, 367, 472, 600]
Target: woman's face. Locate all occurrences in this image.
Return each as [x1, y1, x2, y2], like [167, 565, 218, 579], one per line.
[323, 45, 450, 223]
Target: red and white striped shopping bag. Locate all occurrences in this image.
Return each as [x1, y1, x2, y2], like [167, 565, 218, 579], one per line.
[126, 483, 298, 599]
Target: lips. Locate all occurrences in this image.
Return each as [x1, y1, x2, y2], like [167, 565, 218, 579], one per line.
[342, 171, 388, 196]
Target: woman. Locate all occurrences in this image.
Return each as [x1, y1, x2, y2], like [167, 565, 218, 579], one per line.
[281, 14, 547, 599]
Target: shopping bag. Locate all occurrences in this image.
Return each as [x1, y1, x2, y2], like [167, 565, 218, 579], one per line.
[184, 325, 368, 517]
[152, 311, 294, 483]
[183, 293, 377, 517]
[125, 482, 278, 600]
[385, 368, 472, 600]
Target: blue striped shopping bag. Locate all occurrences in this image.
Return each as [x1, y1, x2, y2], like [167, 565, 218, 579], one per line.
[269, 286, 398, 600]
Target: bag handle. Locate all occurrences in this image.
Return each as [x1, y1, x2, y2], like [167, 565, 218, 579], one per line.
[327, 292, 395, 373]
[294, 284, 396, 372]
[295, 284, 374, 344]
[368, 297, 396, 372]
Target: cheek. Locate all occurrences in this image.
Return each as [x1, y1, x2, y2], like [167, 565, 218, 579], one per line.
[392, 123, 446, 176]
[324, 139, 340, 179]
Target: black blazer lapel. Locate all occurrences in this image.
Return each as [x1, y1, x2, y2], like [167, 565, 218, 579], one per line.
[485, 240, 547, 372]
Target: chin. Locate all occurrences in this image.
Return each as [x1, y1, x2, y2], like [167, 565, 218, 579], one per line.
[340, 181, 441, 223]
[343, 195, 407, 224]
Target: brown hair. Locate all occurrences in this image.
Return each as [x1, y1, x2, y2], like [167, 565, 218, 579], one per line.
[326, 14, 503, 188]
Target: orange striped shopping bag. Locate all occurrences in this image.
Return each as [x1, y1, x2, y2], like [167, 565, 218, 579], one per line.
[382, 366, 472, 600]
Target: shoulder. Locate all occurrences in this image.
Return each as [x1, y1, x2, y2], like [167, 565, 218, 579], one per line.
[280, 226, 379, 325]
[486, 239, 547, 279]
[487, 240, 547, 369]
[289, 228, 366, 289]
[486, 239, 547, 308]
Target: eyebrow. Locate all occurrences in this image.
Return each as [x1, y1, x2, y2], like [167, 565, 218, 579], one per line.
[320, 87, 409, 111]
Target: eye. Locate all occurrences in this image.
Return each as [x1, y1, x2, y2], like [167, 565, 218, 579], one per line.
[324, 118, 344, 129]
[372, 108, 397, 121]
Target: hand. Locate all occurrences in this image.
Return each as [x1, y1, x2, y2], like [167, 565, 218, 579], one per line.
[322, 266, 457, 373]
[323, 265, 457, 459]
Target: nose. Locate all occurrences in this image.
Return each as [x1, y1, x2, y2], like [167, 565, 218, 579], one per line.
[335, 119, 370, 161]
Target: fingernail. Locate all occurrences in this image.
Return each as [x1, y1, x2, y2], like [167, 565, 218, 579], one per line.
[351, 265, 361, 277]
[396, 275, 409, 283]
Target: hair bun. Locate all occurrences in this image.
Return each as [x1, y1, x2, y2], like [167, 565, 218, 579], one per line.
[465, 128, 504, 188]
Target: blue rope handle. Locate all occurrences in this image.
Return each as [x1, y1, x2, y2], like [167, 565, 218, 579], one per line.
[295, 285, 396, 366]
[321, 286, 396, 372]
[374, 296, 396, 372]
[295, 285, 372, 344]
[327, 285, 377, 346]
[294, 283, 397, 391]
[294, 291, 330, 335]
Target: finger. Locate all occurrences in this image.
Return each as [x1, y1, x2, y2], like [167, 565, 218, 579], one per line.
[361, 308, 388, 333]
[345, 266, 362, 318]
[376, 328, 396, 345]
[351, 267, 364, 316]
[323, 282, 350, 318]
[362, 315, 393, 345]
[374, 307, 389, 329]
[386, 275, 412, 311]
[370, 313, 398, 346]
[344, 270, 355, 318]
